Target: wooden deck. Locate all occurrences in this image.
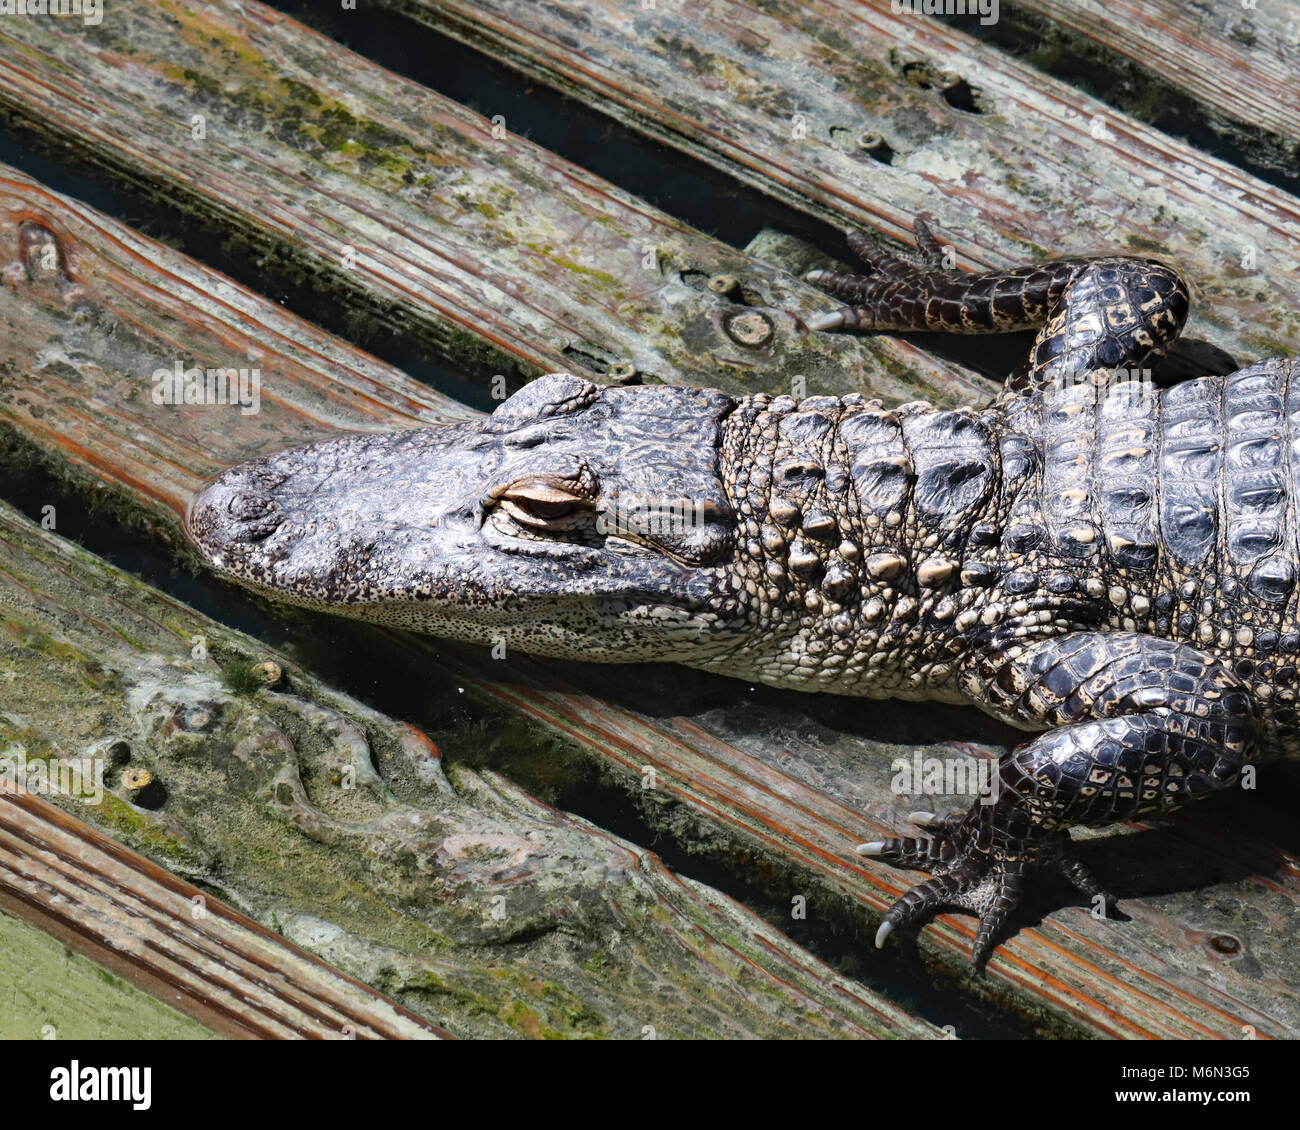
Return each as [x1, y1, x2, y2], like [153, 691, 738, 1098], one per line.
[0, 0, 1297, 1039]
[1, 783, 450, 1040]
[0, 495, 934, 1039]
[993, 0, 1300, 182]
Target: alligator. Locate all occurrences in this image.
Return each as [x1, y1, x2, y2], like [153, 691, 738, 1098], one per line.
[187, 222, 1293, 966]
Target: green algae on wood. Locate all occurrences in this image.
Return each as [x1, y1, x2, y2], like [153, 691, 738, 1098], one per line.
[0, 908, 219, 1041]
[0, 153, 1294, 1037]
[0, 787, 447, 1039]
[0, 0, 979, 403]
[0, 500, 937, 1040]
[403, 0, 1300, 363]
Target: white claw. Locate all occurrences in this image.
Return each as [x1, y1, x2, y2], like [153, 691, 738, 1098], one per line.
[855, 840, 886, 855]
[908, 811, 938, 827]
[807, 310, 847, 332]
[804, 268, 831, 284]
[875, 921, 894, 949]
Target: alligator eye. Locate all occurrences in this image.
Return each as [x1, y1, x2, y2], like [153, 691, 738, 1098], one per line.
[489, 475, 596, 531]
[501, 496, 585, 528]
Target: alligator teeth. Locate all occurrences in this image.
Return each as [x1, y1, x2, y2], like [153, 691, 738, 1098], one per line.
[807, 310, 846, 331]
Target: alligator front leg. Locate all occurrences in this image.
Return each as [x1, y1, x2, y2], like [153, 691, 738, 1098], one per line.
[860, 631, 1258, 967]
[806, 218, 1190, 395]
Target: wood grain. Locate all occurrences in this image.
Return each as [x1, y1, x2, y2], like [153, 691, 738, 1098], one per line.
[0, 0, 986, 407]
[1001, 0, 1300, 179]
[0, 786, 449, 1040]
[0, 498, 938, 1039]
[405, 0, 1300, 362]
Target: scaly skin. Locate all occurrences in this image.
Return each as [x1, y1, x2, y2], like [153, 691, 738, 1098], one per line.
[187, 221, 1293, 967]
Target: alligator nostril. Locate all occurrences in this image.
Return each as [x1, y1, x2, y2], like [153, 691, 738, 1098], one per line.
[226, 495, 281, 541]
[227, 492, 275, 520]
[187, 478, 281, 545]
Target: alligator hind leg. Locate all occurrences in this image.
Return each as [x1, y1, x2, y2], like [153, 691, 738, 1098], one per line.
[806, 218, 1190, 395]
[859, 631, 1256, 967]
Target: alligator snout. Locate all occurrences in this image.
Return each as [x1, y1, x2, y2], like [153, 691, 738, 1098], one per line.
[187, 462, 285, 548]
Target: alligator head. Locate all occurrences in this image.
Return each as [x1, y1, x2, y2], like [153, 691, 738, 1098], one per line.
[187, 374, 749, 662]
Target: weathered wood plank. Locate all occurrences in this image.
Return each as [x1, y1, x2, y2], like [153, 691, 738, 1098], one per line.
[0, 905, 219, 1040]
[0, 786, 449, 1040]
[1000, 0, 1300, 180]
[2, 162, 1296, 1037]
[0, 167, 473, 529]
[0, 499, 937, 1040]
[414, 634, 1300, 1039]
[0, 0, 988, 407]
[404, 0, 1300, 362]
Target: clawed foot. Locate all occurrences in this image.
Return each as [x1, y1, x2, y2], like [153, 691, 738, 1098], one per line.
[857, 810, 1118, 968]
[804, 216, 952, 332]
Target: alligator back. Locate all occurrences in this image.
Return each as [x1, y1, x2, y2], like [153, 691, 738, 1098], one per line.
[715, 358, 1300, 753]
[1024, 357, 1300, 752]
